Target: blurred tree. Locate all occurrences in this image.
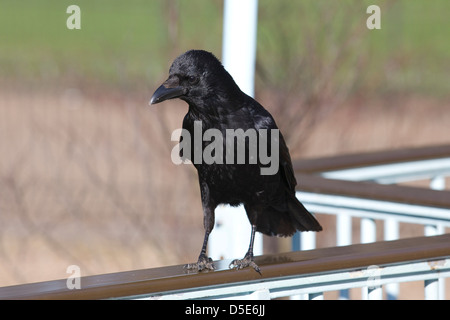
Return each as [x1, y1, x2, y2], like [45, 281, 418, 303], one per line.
[256, 1, 371, 153]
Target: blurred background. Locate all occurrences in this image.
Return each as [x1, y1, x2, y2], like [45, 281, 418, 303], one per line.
[0, 0, 449, 295]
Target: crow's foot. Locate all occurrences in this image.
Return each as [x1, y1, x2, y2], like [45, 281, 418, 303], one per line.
[229, 253, 261, 275]
[184, 254, 215, 272]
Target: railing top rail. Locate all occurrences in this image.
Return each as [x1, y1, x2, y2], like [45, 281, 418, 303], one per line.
[296, 173, 450, 209]
[1, 234, 449, 300]
[293, 144, 450, 174]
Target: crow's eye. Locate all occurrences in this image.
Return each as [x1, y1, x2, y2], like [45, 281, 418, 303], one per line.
[188, 76, 199, 85]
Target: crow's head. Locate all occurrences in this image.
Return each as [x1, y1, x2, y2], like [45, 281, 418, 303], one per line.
[150, 50, 240, 107]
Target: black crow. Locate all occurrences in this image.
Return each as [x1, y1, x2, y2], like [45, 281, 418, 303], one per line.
[150, 50, 322, 274]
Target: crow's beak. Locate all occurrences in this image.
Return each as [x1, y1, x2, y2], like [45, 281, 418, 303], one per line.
[149, 83, 185, 105]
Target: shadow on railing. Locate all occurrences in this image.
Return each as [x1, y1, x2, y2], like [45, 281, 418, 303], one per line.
[1, 144, 450, 300]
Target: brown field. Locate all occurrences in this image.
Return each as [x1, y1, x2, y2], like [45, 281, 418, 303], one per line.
[0, 87, 449, 299]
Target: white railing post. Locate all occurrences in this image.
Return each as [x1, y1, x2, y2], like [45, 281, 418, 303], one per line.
[424, 174, 446, 301]
[425, 176, 446, 300]
[426, 175, 446, 236]
[430, 175, 446, 190]
[309, 292, 324, 300]
[384, 219, 399, 299]
[337, 213, 352, 246]
[361, 218, 376, 299]
[425, 279, 439, 300]
[384, 219, 399, 241]
[361, 218, 376, 244]
[337, 212, 352, 299]
[367, 286, 383, 300]
[301, 230, 316, 251]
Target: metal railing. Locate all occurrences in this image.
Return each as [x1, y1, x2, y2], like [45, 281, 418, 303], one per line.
[293, 144, 450, 299]
[1, 144, 449, 300]
[0, 234, 448, 300]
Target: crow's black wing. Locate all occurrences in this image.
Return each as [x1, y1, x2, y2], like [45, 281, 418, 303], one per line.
[251, 103, 297, 192]
[278, 131, 297, 192]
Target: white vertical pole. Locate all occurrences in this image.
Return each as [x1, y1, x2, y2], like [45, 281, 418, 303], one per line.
[209, 205, 263, 260]
[309, 292, 324, 300]
[336, 213, 352, 246]
[425, 279, 439, 300]
[361, 218, 376, 244]
[384, 219, 399, 241]
[384, 219, 399, 299]
[423, 176, 446, 299]
[222, 0, 258, 97]
[209, 0, 260, 261]
[367, 286, 383, 300]
[427, 176, 445, 238]
[430, 175, 445, 190]
[336, 213, 352, 299]
[300, 231, 316, 251]
[361, 218, 376, 299]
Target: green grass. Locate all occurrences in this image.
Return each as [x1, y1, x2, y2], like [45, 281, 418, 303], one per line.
[362, 0, 450, 95]
[0, 0, 449, 95]
[0, 0, 171, 85]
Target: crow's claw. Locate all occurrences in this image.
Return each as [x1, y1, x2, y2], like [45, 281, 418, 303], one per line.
[184, 254, 215, 272]
[229, 253, 261, 275]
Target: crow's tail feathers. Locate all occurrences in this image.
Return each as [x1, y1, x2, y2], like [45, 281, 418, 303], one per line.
[287, 193, 323, 233]
[256, 194, 322, 237]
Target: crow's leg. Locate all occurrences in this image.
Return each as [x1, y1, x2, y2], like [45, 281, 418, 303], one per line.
[184, 231, 215, 272]
[229, 225, 261, 275]
[184, 181, 215, 272]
